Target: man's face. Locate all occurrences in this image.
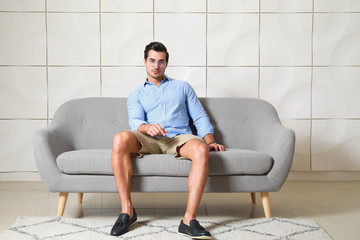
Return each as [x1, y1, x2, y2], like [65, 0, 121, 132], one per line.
[144, 50, 168, 81]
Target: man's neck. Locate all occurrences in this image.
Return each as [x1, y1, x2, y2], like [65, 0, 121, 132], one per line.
[147, 75, 165, 87]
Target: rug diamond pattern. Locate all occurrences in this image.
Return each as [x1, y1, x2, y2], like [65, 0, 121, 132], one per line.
[1, 216, 332, 240]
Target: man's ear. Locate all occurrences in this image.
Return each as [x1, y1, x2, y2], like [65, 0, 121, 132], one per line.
[143, 58, 146, 65]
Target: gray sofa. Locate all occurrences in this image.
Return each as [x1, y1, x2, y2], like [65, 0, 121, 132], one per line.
[33, 97, 295, 218]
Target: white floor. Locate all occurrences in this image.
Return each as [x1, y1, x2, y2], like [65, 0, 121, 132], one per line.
[0, 181, 359, 239]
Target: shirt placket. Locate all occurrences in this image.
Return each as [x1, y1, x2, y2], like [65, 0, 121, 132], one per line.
[159, 84, 167, 128]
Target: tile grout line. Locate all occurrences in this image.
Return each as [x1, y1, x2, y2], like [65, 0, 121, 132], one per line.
[258, 0, 261, 99]
[205, 0, 208, 97]
[310, 0, 315, 172]
[2, 65, 360, 68]
[99, 0, 102, 98]
[2, 10, 360, 14]
[45, 0, 49, 126]
[4, 118, 360, 121]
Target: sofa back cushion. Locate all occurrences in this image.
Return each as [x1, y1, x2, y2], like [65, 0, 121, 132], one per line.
[52, 98, 129, 149]
[52, 97, 281, 150]
[199, 98, 281, 149]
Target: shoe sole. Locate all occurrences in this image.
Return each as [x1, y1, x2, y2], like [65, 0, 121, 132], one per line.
[110, 218, 137, 236]
[129, 220, 137, 228]
[178, 232, 212, 239]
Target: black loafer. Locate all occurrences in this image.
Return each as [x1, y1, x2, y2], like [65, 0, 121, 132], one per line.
[110, 208, 137, 236]
[178, 219, 212, 239]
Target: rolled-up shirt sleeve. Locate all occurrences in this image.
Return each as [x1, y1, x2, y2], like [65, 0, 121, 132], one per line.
[185, 84, 214, 139]
[127, 91, 147, 131]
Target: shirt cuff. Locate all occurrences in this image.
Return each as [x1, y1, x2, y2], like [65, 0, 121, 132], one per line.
[197, 128, 214, 139]
[131, 119, 147, 131]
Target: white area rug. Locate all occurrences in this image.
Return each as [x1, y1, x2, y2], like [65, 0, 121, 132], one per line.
[0, 216, 332, 240]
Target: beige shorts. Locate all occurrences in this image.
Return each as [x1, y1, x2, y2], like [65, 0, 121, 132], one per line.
[131, 130, 204, 159]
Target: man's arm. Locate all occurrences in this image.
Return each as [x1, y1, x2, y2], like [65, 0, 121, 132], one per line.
[185, 84, 214, 139]
[127, 92, 148, 131]
[184, 83, 225, 151]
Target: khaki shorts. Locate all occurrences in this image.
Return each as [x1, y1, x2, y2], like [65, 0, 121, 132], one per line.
[131, 130, 204, 159]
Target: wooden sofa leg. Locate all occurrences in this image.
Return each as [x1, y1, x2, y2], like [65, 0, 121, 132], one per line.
[57, 192, 69, 216]
[78, 193, 83, 204]
[260, 192, 271, 218]
[250, 192, 256, 204]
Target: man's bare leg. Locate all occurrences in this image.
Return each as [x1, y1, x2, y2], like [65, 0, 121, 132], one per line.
[111, 131, 141, 218]
[178, 139, 210, 225]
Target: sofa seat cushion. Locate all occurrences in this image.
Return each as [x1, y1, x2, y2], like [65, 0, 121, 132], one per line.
[56, 148, 273, 177]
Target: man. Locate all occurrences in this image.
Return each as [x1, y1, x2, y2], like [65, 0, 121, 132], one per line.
[110, 42, 225, 239]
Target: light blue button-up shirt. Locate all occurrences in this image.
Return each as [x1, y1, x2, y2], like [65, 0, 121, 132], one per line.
[127, 76, 214, 139]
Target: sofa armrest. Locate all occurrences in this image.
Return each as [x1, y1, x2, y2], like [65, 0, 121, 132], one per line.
[255, 123, 295, 191]
[33, 124, 73, 192]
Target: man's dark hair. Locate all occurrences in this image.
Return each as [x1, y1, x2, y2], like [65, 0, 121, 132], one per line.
[144, 42, 169, 62]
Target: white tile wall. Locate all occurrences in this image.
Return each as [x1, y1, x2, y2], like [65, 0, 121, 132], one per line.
[102, 67, 145, 97]
[47, 13, 100, 65]
[313, 13, 360, 65]
[0, 120, 47, 171]
[260, 14, 312, 66]
[208, 0, 258, 12]
[207, 14, 258, 66]
[261, 0, 312, 12]
[101, 0, 153, 12]
[101, 13, 153, 66]
[0, 67, 47, 118]
[313, 67, 360, 118]
[207, 67, 258, 98]
[0, 0, 44, 11]
[260, 67, 311, 118]
[155, 0, 206, 12]
[1, 1, 360, 177]
[154, 14, 206, 66]
[47, 0, 99, 12]
[0, 13, 46, 65]
[48, 67, 100, 117]
[312, 120, 360, 171]
[315, 0, 360, 12]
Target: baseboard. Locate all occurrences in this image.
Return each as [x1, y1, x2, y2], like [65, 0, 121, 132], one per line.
[0, 172, 41, 181]
[0, 171, 359, 182]
[287, 171, 360, 181]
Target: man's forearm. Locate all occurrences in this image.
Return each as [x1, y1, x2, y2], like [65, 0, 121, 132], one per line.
[137, 123, 151, 134]
[138, 123, 167, 137]
[203, 134, 215, 145]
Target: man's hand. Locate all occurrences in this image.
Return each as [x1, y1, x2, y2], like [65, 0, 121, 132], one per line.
[145, 123, 167, 137]
[203, 134, 225, 152]
[208, 142, 226, 152]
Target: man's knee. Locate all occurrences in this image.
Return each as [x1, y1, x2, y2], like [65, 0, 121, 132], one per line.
[112, 131, 135, 153]
[197, 142, 209, 154]
[189, 140, 209, 164]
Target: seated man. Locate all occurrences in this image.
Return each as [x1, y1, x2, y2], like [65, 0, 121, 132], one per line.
[110, 41, 225, 239]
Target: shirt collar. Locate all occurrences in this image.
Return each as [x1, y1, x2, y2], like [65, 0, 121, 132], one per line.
[143, 75, 170, 87]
